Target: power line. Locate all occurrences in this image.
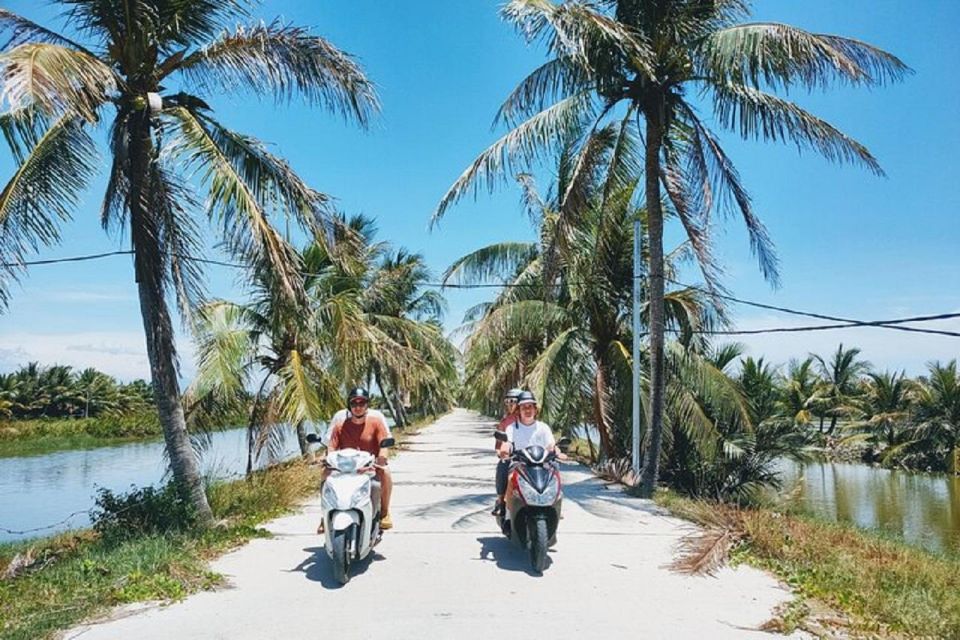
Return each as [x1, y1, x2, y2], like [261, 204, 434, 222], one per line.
[5, 250, 959, 338]
[1, 250, 133, 268]
[662, 278, 960, 339]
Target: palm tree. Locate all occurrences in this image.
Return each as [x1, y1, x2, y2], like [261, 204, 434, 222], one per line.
[190, 263, 342, 475]
[448, 131, 718, 459]
[738, 356, 780, 426]
[910, 361, 960, 472]
[76, 367, 120, 417]
[433, 0, 906, 497]
[0, 2, 378, 523]
[812, 344, 872, 435]
[364, 248, 451, 426]
[663, 343, 812, 503]
[779, 357, 818, 428]
[303, 214, 458, 425]
[843, 370, 915, 464]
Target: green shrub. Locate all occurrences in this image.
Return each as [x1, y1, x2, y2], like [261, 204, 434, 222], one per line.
[92, 483, 196, 542]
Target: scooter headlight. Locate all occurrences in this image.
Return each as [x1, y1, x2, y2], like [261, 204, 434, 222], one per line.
[349, 480, 371, 508]
[517, 474, 560, 506]
[322, 481, 337, 508]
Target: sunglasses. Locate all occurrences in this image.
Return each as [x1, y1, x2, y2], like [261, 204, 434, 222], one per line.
[350, 400, 368, 407]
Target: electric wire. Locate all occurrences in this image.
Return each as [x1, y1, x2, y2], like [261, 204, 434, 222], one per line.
[3, 250, 959, 338]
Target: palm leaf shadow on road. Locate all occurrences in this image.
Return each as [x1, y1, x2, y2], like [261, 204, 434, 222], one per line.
[401, 492, 491, 519]
[560, 474, 664, 522]
[291, 546, 386, 589]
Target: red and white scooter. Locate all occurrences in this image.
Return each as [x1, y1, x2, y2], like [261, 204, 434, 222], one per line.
[494, 431, 569, 573]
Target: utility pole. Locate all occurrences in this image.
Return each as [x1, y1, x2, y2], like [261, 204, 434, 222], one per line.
[632, 217, 642, 479]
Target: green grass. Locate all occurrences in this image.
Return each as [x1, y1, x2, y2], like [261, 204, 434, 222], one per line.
[656, 491, 960, 638]
[0, 460, 323, 640]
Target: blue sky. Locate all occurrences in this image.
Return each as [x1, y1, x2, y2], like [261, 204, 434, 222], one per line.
[0, 0, 958, 380]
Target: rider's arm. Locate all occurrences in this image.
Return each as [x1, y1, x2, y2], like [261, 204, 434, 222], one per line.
[327, 423, 341, 451]
[541, 425, 569, 460]
[499, 424, 515, 458]
[374, 417, 389, 465]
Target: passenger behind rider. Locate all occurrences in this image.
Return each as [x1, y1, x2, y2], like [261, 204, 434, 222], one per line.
[317, 387, 394, 534]
[492, 388, 522, 515]
[500, 391, 565, 460]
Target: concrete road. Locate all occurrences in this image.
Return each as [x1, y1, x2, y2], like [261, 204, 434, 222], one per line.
[66, 409, 802, 640]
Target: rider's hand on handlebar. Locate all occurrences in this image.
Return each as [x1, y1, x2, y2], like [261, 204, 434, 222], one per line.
[498, 444, 513, 459]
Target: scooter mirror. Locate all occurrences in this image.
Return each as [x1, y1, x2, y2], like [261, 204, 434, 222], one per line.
[380, 437, 396, 448]
[556, 437, 572, 448]
[494, 431, 508, 442]
[305, 433, 321, 444]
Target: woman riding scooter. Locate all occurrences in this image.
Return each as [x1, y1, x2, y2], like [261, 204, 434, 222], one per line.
[496, 390, 568, 572]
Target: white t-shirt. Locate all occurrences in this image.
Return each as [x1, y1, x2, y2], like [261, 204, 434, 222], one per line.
[505, 419, 556, 451]
[321, 408, 391, 445]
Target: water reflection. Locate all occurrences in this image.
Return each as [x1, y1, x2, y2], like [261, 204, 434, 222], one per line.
[781, 461, 960, 554]
[0, 428, 301, 543]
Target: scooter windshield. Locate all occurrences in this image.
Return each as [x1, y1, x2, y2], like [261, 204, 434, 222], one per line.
[329, 451, 363, 473]
[524, 465, 555, 493]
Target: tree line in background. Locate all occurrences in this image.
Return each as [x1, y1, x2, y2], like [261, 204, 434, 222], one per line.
[0, 363, 153, 420]
[738, 346, 960, 474]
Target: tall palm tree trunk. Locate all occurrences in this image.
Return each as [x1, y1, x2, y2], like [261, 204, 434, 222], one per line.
[128, 109, 214, 525]
[639, 102, 666, 498]
[592, 360, 615, 458]
[295, 420, 310, 458]
[374, 365, 403, 427]
[387, 371, 409, 428]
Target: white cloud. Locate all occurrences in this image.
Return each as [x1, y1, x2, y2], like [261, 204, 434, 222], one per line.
[728, 313, 960, 375]
[0, 331, 197, 382]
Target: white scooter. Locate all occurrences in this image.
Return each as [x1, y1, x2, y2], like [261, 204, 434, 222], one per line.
[306, 433, 394, 585]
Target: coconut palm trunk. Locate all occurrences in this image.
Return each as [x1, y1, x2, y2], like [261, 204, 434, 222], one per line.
[373, 365, 402, 427]
[127, 109, 213, 524]
[639, 102, 666, 498]
[295, 421, 310, 458]
[591, 360, 615, 458]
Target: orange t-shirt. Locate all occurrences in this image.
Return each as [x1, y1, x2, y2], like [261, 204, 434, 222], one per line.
[329, 414, 390, 457]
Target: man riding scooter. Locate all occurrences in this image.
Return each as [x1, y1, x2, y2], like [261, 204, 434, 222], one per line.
[317, 387, 394, 533]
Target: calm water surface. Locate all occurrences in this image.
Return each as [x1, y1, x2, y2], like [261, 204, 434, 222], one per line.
[780, 460, 960, 554]
[0, 428, 302, 543]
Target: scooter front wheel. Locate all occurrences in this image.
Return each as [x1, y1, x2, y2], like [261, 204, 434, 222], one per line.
[331, 528, 352, 585]
[528, 513, 549, 573]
